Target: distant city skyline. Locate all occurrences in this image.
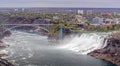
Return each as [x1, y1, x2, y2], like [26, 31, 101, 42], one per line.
[0, 0, 120, 8]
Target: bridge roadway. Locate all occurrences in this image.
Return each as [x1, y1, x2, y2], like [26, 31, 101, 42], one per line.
[0, 24, 54, 26]
[0, 23, 83, 26]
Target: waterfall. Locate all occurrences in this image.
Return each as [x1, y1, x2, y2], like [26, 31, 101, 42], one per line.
[60, 33, 108, 54]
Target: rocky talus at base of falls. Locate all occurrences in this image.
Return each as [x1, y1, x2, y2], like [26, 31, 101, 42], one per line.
[0, 41, 14, 66]
[0, 27, 14, 66]
[88, 33, 120, 66]
[0, 43, 13, 66]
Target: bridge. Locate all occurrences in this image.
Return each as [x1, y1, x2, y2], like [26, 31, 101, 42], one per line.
[0, 24, 54, 31]
[0, 24, 63, 39]
[0, 24, 54, 26]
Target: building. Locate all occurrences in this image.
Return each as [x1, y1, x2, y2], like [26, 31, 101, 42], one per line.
[114, 18, 120, 24]
[53, 16, 59, 20]
[104, 19, 115, 24]
[14, 8, 18, 11]
[86, 10, 94, 15]
[78, 10, 84, 15]
[92, 17, 103, 24]
[72, 15, 83, 24]
[22, 8, 25, 11]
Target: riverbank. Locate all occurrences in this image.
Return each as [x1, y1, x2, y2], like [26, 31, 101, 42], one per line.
[0, 27, 14, 66]
[88, 32, 120, 66]
[0, 41, 14, 66]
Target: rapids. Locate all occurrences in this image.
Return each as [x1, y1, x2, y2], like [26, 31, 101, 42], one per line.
[1, 31, 116, 66]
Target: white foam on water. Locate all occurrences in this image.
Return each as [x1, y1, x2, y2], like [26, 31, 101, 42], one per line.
[60, 33, 108, 54]
[0, 50, 9, 55]
[2, 31, 49, 65]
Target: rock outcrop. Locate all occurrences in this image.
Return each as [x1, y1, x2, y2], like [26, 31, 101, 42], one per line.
[0, 59, 13, 66]
[88, 33, 120, 66]
[0, 27, 14, 66]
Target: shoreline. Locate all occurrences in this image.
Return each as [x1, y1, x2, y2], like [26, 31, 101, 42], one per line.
[0, 41, 14, 66]
[0, 27, 14, 66]
[88, 53, 118, 66]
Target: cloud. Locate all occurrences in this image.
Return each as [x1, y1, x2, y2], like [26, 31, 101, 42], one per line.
[0, 0, 120, 8]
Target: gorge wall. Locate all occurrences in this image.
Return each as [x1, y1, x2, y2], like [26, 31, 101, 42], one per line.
[88, 33, 120, 66]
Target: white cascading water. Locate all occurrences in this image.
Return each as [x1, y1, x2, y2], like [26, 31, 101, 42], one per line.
[60, 33, 108, 54]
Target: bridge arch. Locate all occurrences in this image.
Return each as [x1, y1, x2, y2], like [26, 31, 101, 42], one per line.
[2, 25, 50, 34]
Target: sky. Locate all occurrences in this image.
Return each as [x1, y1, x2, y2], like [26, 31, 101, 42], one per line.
[0, 0, 120, 8]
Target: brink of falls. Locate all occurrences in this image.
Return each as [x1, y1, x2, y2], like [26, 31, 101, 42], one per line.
[60, 33, 108, 54]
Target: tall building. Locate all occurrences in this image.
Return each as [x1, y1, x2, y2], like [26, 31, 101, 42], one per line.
[78, 10, 83, 15]
[22, 8, 25, 11]
[14, 8, 18, 11]
[114, 18, 120, 24]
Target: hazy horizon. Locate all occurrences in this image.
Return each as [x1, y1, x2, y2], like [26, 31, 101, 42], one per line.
[0, 0, 120, 8]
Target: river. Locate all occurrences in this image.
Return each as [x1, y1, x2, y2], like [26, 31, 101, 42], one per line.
[2, 31, 116, 66]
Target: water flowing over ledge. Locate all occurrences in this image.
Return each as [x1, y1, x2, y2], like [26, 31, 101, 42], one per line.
[1, 31, 117, 66]
[60, 33, 108, 54]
